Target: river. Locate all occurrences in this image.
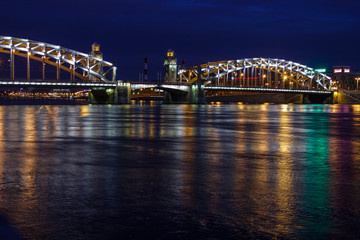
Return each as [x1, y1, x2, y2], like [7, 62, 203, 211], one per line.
[0, 103, 359, 239]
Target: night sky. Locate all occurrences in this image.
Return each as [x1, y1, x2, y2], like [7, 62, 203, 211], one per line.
[1, 0, 360, 81]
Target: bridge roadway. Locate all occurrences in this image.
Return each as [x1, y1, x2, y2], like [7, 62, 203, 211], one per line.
[128, 82, 332, 94]
[0, 80, 333, 104]
[132, 83, 333, 104]
[0, 79, 117, 89]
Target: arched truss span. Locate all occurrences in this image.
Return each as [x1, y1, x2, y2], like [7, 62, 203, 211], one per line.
[179, 58, 333, 90]
[0, 36, 116, 82]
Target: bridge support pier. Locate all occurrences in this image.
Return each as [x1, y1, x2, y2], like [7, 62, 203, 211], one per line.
[303, 93, 333, 104]
[89, 82, 131, 104]
[89, 88, 111, 104]
[192, 84, 206, 104]
[163, 84, 206, 104]
[114, 81, 131, 104]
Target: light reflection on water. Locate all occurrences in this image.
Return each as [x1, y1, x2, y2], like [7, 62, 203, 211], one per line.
[0, 104, 359, 239]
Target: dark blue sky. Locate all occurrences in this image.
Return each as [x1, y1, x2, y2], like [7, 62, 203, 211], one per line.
[1, 0, 360, 80]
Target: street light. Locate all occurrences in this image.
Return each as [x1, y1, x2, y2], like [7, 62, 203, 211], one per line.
[283, 75, 288, 89]
[356, 77, 360, 91]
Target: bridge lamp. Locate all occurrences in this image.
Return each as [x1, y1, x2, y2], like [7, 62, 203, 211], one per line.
[106, 89, 114, 94]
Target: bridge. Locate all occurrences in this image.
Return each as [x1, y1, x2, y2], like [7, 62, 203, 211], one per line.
[131, 83, 332, 104]
[0, 36, 335, 104]
[0, 36, 116, 82]
[133, 58, 334, 103]
[179, 58, 333, 90]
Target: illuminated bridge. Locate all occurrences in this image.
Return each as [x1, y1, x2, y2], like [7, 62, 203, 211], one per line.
[0, 36, 334, 104]
[132, 58, 334, 103]
[0, 36, 116, 82]
[179, 58, 333, 91]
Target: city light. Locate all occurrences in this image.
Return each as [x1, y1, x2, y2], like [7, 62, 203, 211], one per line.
[356, 77, 360, 90]
[315, 68, 326, 73]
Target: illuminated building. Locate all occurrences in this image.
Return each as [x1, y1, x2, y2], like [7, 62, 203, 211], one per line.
[332, 66, 353, 89]
[89, 43, 103, 81]
[164, 49, 177, 83]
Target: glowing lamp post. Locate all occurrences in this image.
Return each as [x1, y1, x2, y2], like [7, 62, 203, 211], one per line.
[356, 77, 360, 91]
[283, 75, 288, 89]
[262, 74, 266, 88]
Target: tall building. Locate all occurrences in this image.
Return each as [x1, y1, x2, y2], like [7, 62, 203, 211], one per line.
[89, 43, 103, 81]
[332, 66, 355, 89]
[164, 49, 177, 82]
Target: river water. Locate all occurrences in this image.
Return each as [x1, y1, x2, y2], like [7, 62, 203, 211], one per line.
[0, 104, 359, 239]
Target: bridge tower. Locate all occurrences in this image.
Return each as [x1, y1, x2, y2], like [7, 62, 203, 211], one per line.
[89, 43, 103, 81]
[164, 49, 177, 83]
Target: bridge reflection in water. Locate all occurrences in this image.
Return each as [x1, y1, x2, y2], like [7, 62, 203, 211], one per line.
[0, 104, 358, 239]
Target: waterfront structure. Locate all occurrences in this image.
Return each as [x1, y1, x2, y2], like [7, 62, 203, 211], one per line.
[0, 36, 116, 82]
[179, 58, 333, 91]
[0, 35, 338, 104]
[144, 57, 148, 82]
[332, 66, 360, 90]
[164, 49, 177, 83]
[89, 43, 104, 81]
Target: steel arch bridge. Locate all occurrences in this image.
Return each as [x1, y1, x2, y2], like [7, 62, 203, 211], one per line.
[0, 36, 116, 82]
[179, 58, 333, 91]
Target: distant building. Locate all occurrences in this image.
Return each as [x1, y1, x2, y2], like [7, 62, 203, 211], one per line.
[164, 49, 177, 83]
[332, 66, 354, 89]
[89, 43, 103, 81]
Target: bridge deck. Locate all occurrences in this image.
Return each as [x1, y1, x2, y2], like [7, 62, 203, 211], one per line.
[0, 80, 117, 89]
[0, 81, 333, 95]
[204, 86, 332, 94]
